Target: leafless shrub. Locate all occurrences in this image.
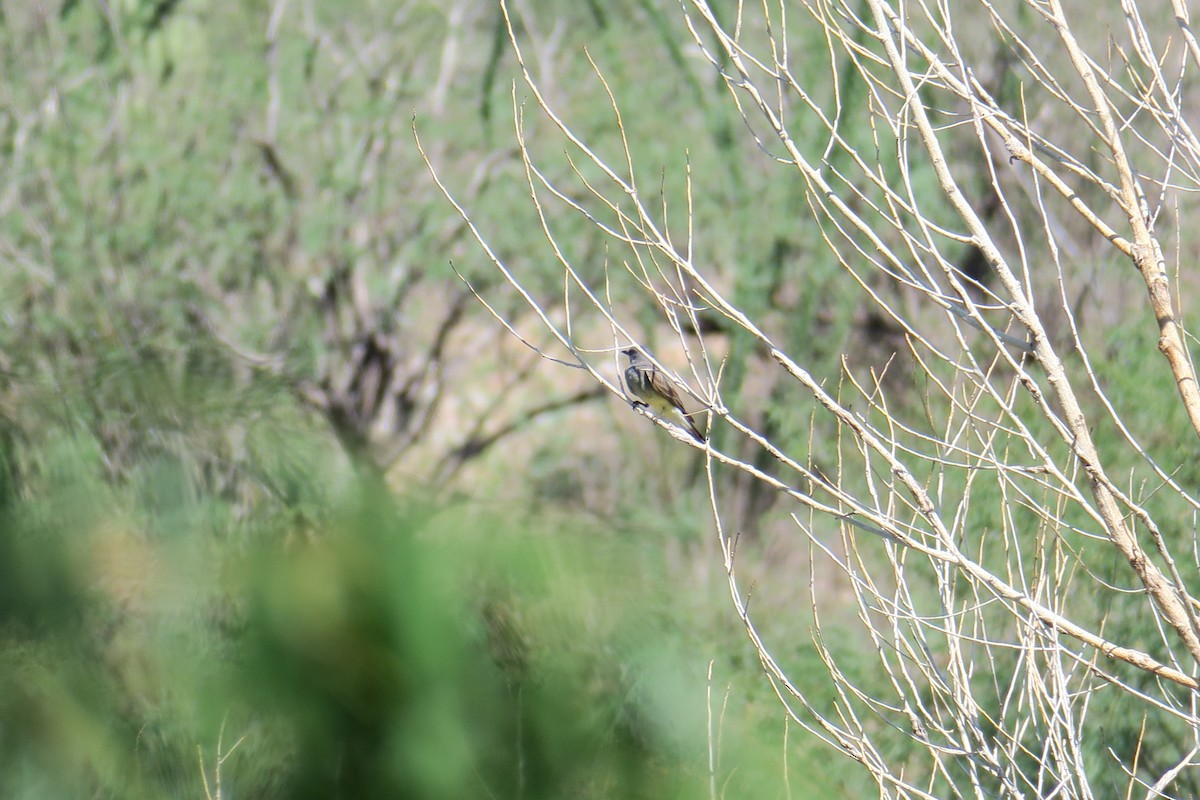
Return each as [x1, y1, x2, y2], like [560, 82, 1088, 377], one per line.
[428, 0, 1200, 795]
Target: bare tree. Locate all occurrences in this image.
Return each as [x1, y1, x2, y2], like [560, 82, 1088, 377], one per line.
[191, 0, 608, 479]
[428, 0, 1200, 795]
[1, 0, 612, 498]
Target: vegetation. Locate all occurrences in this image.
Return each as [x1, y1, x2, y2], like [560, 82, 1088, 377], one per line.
[2, 0, 1199, 797]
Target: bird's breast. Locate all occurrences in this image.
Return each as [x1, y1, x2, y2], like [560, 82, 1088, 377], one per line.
[625, 366, 648, 396]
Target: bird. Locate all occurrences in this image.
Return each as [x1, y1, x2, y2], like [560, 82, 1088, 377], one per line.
[621, 348, 706, 442]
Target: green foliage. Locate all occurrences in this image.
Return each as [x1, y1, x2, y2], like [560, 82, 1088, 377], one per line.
[0, 417, 854, 797]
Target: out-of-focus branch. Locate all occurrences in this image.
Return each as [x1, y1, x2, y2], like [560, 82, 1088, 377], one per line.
[433, 385, 606, 486]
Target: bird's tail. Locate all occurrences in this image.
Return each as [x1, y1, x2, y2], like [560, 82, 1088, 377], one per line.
[681, 411, 706, 443]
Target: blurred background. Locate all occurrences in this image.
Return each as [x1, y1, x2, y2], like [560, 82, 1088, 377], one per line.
[1, 0, 1192, 797]
[0, 2, 852, 795]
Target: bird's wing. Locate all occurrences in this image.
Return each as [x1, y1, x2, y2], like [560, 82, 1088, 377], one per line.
[648, 366, 688, 412]
[645, 364, 706, 441]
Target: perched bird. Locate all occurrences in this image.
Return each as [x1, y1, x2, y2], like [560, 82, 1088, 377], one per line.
[621, 348, 706, 442]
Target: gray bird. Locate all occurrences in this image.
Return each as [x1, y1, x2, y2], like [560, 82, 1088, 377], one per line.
[622, 348, 706, 442]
